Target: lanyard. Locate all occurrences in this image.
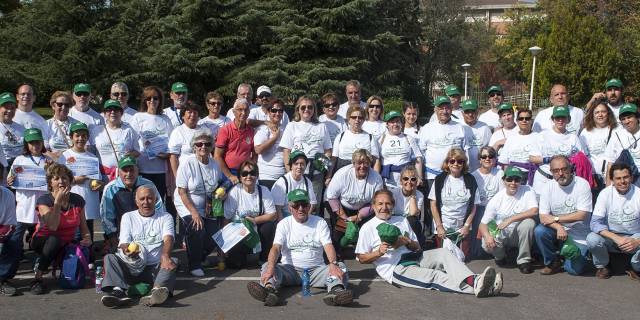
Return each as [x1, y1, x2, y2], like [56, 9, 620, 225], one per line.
[172, 106, 183, 125]
[29, 154, 44, 166]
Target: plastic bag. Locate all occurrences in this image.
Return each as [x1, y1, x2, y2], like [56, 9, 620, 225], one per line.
[340, 221, 359, 247]
[560, 236, 580, 260]
[242, 218, 260, 249]
[487, 220, 500, 238]
[211, 198, 224, 218]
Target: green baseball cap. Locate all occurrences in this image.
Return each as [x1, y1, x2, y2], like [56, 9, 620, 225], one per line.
[376, 223, 402, 244]
[551, 105, 570, 118]
[605, 78, 623, 89]
[171, 82, 188, 93]
[23, 128, 43, 142]
[69, 122, 89, 134]
[445, 85, 462, 96]
[73, 83, 91, 94]
[486, 85, 503, 94]
[103, 99, 123, 110]
[461, 99, 478, 111]
[434, 96, 451, 107]
[0, 92, 17, 106]
[504, 166, 523, 179]
[288, 150, 308, 165]
[118, 156, 137, 169]
[287, 189, 310, 203]
[619, 103, 638, 119]
[497, 102, 513, 113]
[383, 111, 402, 122]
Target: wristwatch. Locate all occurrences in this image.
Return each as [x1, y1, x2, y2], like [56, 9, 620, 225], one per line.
[554, 216, 560, 223]
[331, 260, 339, 266]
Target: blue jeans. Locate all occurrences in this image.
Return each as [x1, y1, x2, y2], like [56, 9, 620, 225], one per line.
[586, 232, 640, 271]
[534, 224, 589, 275]
[0, 228, 22, 281]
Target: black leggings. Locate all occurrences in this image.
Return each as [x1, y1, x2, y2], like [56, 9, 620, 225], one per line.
[31, 235, 64, 272]
[140, 173, 167, 201]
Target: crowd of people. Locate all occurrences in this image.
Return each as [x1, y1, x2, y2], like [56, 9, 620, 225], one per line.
[0, 78, 639, 308]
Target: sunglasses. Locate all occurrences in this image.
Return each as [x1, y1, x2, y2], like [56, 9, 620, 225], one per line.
[323, 102, 339, 108]
[480, 154, 495, 160]
[208, 101, 222, 106]
[112, 92, 128, 97]
[291, 202, 311, 210]
[194, 142, 212, 148]
[368, 104, 382, 109]
[488, 92, 502, 98]
[258, 93, 272, 99]
[146, 96, 160, 102]
[240, 170, 258, 177]
[299, 105, 314, 111]
[350, 115, 364, 120]
[448, 159, 465, 165]
[505, 176, 521, 183]
[54, 102, 70, 108]
[75, 92, 90, 97]
[270, 108, 284, 114]
[517, 117, 532, 121]
[402, 176, 418, 182]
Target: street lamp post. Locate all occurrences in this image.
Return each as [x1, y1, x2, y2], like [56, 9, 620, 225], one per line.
[461, 63, 471, 100]
[528, 46, 542, 110]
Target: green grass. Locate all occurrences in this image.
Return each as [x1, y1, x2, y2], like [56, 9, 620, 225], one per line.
[33, 106, 54, 118]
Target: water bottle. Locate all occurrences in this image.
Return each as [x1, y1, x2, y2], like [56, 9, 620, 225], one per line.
[301, 268, 311, 297]
[95, 266, 103, 293]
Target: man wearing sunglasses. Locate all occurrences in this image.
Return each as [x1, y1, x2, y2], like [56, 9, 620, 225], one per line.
[247, 189, 353, 307]
[479, 85, 504, 130]
[13, 84, 51, 147]
[106, 82, 137, 124]
[69, 83, 104, 131]
[319, 92, 347, 143]
[247, 85, 289, 127]
[479, 167, 538, 274]
[337, 80, 366, 119]
[533, 84, 585, 134]
[163, 82, 189, 127]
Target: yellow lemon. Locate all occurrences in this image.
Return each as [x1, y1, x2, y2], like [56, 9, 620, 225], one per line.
[215, 187, 225, 197]
[127, 242, 140, 253]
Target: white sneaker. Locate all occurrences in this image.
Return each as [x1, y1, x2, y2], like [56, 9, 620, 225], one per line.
[489, 272, 503, 296]
[190, 268, 205, 277]
[474, 266, 496, 298]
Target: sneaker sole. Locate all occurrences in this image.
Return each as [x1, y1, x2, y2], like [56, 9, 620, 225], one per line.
[492, 272, 504, 296]
[475, 267, 497, 298]
[1, 287, 17, 296]
[101, 295, 122, 308]
[141, 287, 169, 307]
[264, 292, 279, 307]
[323, 290, 353, 306]
[247, 282, 268, 302]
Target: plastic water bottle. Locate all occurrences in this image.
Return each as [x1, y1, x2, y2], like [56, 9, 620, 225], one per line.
[301, 268, 311, 297]
[95, 266, 103, 293]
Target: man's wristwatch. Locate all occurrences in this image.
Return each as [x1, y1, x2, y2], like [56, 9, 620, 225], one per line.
[554, 216, 560, 223]
[330, 260, 339, 266]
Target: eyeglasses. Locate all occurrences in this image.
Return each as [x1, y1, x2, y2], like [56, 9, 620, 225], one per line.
[146, 96, 160, 102]
[240, 170, 258, 177]
[480, 154, 495, 160]
[368, 104, 382, 109]
[258, 93, 271, 99]
[194, 142, 212, 148]
[75, 92, 90, 97]
[488, 92, 502, 98]
[448, 159, 465, 165]
[402, 176, 418, 182]
[517, 117, 532, 121]
[299, 105, 314, 111]
[291, 202, 311, 210]
[505, 177, 521, 183]
[112, 92, 128, 97]
[350, 115, 364, 120]
[208, 101, 222, 106]
[270, 108, 284, 114]
[323, 102, 339, 109]
[54, 102, 70, 108]
[551, 167, 571, 174]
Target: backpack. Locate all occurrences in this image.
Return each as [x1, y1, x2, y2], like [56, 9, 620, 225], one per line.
[57, 244, 90, 289]
[614, 132, 640, 183]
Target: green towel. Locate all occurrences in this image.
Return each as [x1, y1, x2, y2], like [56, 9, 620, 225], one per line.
[487, 220, 500, 238]
[127, 282, 151, 297]
[340, 221, 359, 247]
[242, 218, 260, 249]
[560, 236, 580, 261]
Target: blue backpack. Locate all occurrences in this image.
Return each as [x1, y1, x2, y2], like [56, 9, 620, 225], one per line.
[57, 244, 90, 289]
[614, 132, 640, 183]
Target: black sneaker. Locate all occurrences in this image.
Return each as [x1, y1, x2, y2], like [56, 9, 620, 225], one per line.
[101, 288, 132, 308]
[0, 281, 17, 296]
[30, 280, 45, 295]
[518, 262, 534, 274]
[323, 286, 353, 306]
[247, 282, 278, 306]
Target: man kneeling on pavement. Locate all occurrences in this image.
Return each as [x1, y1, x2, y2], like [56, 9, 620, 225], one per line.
[356, 189, 503, 297]
[247, 189, 353, 306]
[100, 185, 178, 307]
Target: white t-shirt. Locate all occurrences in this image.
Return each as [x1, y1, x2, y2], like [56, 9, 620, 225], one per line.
[488, 125, 518, 148]
[461, 121, 492, 172]
[539, 177, 592, 244]
[481, 186, 538, 233]
[248, 107, 290, 127]
[11, 155, 48, 223]
[14, 110, 51, 147]
[531, 129, 585, 194]
[605, 128, 640, 170]
[533, 105, 584, 135]
[279, 121, 332, 158]
[224, 184, 276, 221]
[199, 115, 231, 131]
[319, 114, 347, 143]
[417, 120, 470, 179]
[162, 106, 184, 128]
[271, 172, 317, 206]
[362, 120, 386, 141]
[608, 103, 622, 121]
[498, 132, 539, 166]
[129, 113, 174, 174]
[69, 106, 104, 130]
[168, 124, 201, 164]
[59, 149, 101, 220]
[355, 216, 417, 283]
[118, 209, 174, 266]
[378, 132, 422, 188]
[391, 187, 425, 217]
[472, 168, 504, 206]
[332, 130, 380, 160]
[478, 109, 500, 129]
[46, 117, 79, 153]
[174, 155, 224, 218]
[90, 123, 141, 168]
[254, 124, 285, 181]
[404, 125, 420, 140]
[593, 185, 640, 235]
[325, 165, 384, 210]
[273, 215, 332, 269]
[337, 101, 366, 119]
[428, 175, 481, 230]
[579, 127, 611, 177]
[0, 122, 25, 161]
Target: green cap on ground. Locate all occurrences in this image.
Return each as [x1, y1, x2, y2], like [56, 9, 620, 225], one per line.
[552, 106, 570, 118]
[103, 99, 122, 110]
[504, 166, 523, 179]
[287, 189, 310, 203]
[461, 99, 478, 111]
[73, 83, 91, 94]
[0, 92, 16, 106]
[377, 223, 402, 244]
[497, 102, 513, 113]
[619, 103, 638, 119]
[288, 150, 308, 165]
[383, 111, 402, 122]
[486, 85, 503, 94]
[69, 122, 89, 134]
[23, 128, 43, 142]
[433, 96, 451, 107]
[171, 82, 188, 93]
[445, 85, 461, 96]
[606, 78, 623, 89]
[118, 156, 137, 169]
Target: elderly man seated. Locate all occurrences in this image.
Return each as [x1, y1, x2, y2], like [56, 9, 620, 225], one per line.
[100, 185, 177, 308]
[587, 163, 640, 279]
[356, 189, 503, 298]
[247, 189, 353, 307]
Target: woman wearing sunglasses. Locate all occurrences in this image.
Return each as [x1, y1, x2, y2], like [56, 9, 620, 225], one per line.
[199, 91, 231, 131]
[379, 111, 423, 189]
[319, 92, 347, 144]
[498, 108, 539, 185]
[332, 104, 380, 173]
[362, 96, 386, 141]
[46, 91, 79, 161]
[174, 129, 225, 277]
[390, 166, 425, 244]
[224, 160, 277, 269]
[429, 148, 480, 255]
[254, 98, 287, 189]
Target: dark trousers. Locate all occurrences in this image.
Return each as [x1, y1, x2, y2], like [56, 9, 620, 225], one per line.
[330, 207, 373, 255]
[31, 235, 64, 272]
[420, 179, 435, 238]
[259, 179, 276, 190]
[226, 221, 276, 268]
[0, 229, 22, 280]
[181, 215, 219, 270]
[140, 173, 167, 201]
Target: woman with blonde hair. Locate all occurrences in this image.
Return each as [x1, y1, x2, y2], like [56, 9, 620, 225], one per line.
[362, 95, 386, 140]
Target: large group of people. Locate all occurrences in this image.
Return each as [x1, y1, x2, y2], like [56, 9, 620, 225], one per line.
[0, 78, 639, 308]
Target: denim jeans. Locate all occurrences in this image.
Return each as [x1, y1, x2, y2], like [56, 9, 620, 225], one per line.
[0, 228, 22, 281]
[586, 232, 640, 271]
[534, 224, 589, 275]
